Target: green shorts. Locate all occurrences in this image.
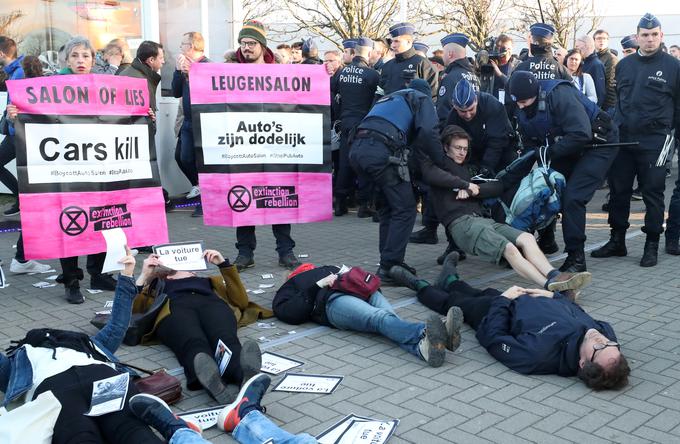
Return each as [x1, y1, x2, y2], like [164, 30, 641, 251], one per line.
[448, 215, 524, 264]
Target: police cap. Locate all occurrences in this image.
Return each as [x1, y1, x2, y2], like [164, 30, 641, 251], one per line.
[356, 37, 374, 49]
[452, 79, 477, 109]
[638, 13, 661, 29]
[620, 34, 638, 50]
[389, 22, 416, 37]
[413, 42, 429, 53]
[342, 39, 357, 49]
[440, 33, 469, 48]
[529, 23, 555, 38]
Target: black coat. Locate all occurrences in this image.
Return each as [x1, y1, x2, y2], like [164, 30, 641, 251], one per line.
[272, 266, 339, 326]
[331, 56, 379, 127]
[515, 47, 572, 81]
[378, 47, 438, 98]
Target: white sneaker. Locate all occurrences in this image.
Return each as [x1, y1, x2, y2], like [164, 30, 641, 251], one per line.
[10, 258, 52, 274]
[186, 186, 200, 199]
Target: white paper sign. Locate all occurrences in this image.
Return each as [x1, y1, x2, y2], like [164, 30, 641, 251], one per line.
[272, 373, 342, 394]
[260, 352, 304, 375]
[179, 405, 224, 430]
[153, 241, 207, 271]
[85, 373, 129, 416]
[214, 339, 232, 376]
[101, 228, 127, 274]
[316, 414, 399, 444]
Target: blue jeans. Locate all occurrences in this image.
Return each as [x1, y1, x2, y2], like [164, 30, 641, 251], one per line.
[170, 428, 207, 444]
[325, 291, 425, 359]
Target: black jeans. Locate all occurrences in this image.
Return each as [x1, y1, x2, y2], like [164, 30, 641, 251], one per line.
[236, 224, 295, 258]
[179, 121, 199, 186]
[60, 253, 106, 286]
[156, 292, 243, 390]
[417, 280, 502, 330]
[0, 135, 18, 195]
[33, 364, 161, 444]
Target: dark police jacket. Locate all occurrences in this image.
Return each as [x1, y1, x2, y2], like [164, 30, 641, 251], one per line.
[272, 266, 340, 326]
[614, 49, 680, 140]
[446, 92, 513, 172]
[378, 47, 438, 98]
[515, 47, 572, 81]
[583, 53, 606, 108]
[331, 56, 379, 128]
[436, 58, 480, 124]
[476, 292, 616, 375]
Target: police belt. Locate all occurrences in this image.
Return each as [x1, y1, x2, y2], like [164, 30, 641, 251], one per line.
[354, 128, 407, 152]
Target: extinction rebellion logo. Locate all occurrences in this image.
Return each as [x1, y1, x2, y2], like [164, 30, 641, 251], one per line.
[59, 204, 133, 236]
[227, 185, 299, 211]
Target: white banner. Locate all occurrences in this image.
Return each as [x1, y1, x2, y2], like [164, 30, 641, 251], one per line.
[25, 123, 151, 184]
[200, 112, 323, 165]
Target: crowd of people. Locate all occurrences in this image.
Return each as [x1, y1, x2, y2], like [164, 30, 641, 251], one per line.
[1, 9, 679, 443]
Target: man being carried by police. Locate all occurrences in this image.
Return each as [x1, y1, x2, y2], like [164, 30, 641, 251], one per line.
[436, 33, 480, 125]
[592, 13, 680, 267]
[515, 23, 572, 81]
[349, 79, 447, 283]
[377, 22, 438, 99]
[331, 37, 379, 217]
[507, 71, 619, 273]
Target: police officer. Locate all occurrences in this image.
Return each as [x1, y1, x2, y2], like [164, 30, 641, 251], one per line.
[331, 37, 380, 216]
[349, 79, 447, 282]
[436, 33, 480, 125]
[515, 23, 572, 81]
[378, 22, 438, 98]
[508, 71, 619, 272]
[620, 35, 639, 57]
[413, 42, 429, 58]
[446, 79, 515, 174]
[593, 13, 680, 267]
[341, 39, 356, 64]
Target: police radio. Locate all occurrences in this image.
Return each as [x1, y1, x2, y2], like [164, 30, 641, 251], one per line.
[537, 89, 548, 112]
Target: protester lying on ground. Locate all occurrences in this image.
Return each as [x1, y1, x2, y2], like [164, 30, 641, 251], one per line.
[418, 125, 591, 291]
[0, 247, 204, 442]
[132, 249, 272, 403]
[391, 252, 629, 390]
[129, 373, 319, 443]
[272, 263, 463, 367]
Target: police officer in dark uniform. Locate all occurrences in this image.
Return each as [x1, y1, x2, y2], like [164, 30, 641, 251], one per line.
[350, 79, 447, 282]
[436, 33, 480, 125]
[508, 71, 619, 272]
[593, 13, 680, 267]
[620, 35, 639, 57]
[515, 23, 572, 81]
[331, 37, 380, 217]
[378, 22, 438, 98]
[341, 39, 356, 65]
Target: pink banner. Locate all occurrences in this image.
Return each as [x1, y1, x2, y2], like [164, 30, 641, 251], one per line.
[200, 172, 332, 227]
[189, 63, 330, 106]
[20, 187, 168, 260]
[6, 74, 149, 116]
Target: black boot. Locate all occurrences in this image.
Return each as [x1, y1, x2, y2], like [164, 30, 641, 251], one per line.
[334, 198, 348, 216]
[640, 240, 659, 267]
[559, 250, 587, 272]
[437, 242, 466, 265]
[537, 222, 559, 255]
[409, 226, 438, 244]
[591, 230, 627, 258]
[665, 236, 680, 255]
[357, 204, 375, 219]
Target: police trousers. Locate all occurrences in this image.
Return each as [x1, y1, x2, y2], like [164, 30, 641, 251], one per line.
[336, 123, 372, 203]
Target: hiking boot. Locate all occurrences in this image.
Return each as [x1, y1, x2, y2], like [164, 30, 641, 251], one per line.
[218, 373, 271, 432]
[376, 266, 396, 285]
[193, 352, 237, 404]
[3, 201, 19, 217]
[437, 243, 466, 265]
[234, 255, 255, 271]
[90, 273, 117, 291]
[640, 240, 659, 267]
[417, 314, 447, 367]
[357, 205, 376, 218]
[436, 251, 459, 290]
[191, 204, 203, 218]
[665, 236, 680, 255]
[239, 339, 262, 384]
[546, 271, 592, 292]
[129, 393, 201, 440]
[278, 253, 301, 270]
[65, 281, 84, 304]
[591, 230, 627, 258]
[409, 227, 438, 244]
[388, 265, 420, 290]
[558, 250, 587, 273]
[10, 258, 51, 274]
[444, 306, 464, 352]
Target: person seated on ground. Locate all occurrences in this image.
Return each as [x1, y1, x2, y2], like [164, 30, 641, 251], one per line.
[272, 263, 463, 367]
[0, 246, 203, 442]
[132, 249, 273, 404]
[391, 252, 629, 390]
[416, 124, 591, 291]
[129, 373, 319, 443]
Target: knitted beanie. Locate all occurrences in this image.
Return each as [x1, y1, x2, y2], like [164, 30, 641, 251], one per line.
[239, 20, 267, 47]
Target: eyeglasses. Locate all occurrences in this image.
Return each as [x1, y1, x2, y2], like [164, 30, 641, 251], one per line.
[591, 341, 620, 361]
[240, 41, 259, 49]
[447, 145, 468, 153]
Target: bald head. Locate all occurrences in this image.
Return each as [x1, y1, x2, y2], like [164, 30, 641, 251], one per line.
[443, 42, 466, 66]
[575, 35, 595, 57]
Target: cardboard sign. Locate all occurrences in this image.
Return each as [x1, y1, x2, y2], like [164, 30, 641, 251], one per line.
[153, 241, 207, 271]
[272, 373, 342, 394]
[178, 405, 224, 430]
[260, 352, 304, 375]
[316, 413, 399, 444]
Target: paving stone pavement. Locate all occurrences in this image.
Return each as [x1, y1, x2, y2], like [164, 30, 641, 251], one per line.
[2, 179, 680, 443]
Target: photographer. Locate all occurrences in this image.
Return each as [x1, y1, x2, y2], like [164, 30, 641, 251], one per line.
[482, 34, 519, 101]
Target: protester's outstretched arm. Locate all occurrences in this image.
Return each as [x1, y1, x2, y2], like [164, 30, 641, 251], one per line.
[93, 247, 137, 353]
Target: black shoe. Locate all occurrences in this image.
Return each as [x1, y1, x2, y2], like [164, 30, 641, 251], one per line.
[357, 205, 376, 219]
[129, 394, 194, 440]
[234, 254, 255, 271]
[334, 200, 348, 217]
[194, 352, 237, 404]
[601, 201, 610, 212]
[666, 237, 680, 255]
[191, 204, 203, 217]
[640, 240, 659, 267]
[398, 262, 417, 275]
[631, 190, 643, 201]
[90, 273, 117, 291]
[3, 201, 19, 217]
[409, 227, 438, 244]
[537, 222, 559, 255]
[437, 243, 465, 265]
[376, 266, 396, 285]
[436, 251, 459, 289]
[559, 250, 587, 272]
[372, 212, 380, 223]
[388, 265, 419, 290]
[239, 339, 262, 383]
[279, 252, 301, 269]
[65, 285, 84, 304]
[591, 230, 627, 258]
[165, 199, 174, 213]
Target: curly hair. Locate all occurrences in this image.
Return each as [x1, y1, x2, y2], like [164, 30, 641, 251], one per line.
[577, 354, 630, 391]
[21, 55, 44, 78]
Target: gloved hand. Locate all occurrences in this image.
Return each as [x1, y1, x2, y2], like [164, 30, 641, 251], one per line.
[478, 166, 495, 178]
